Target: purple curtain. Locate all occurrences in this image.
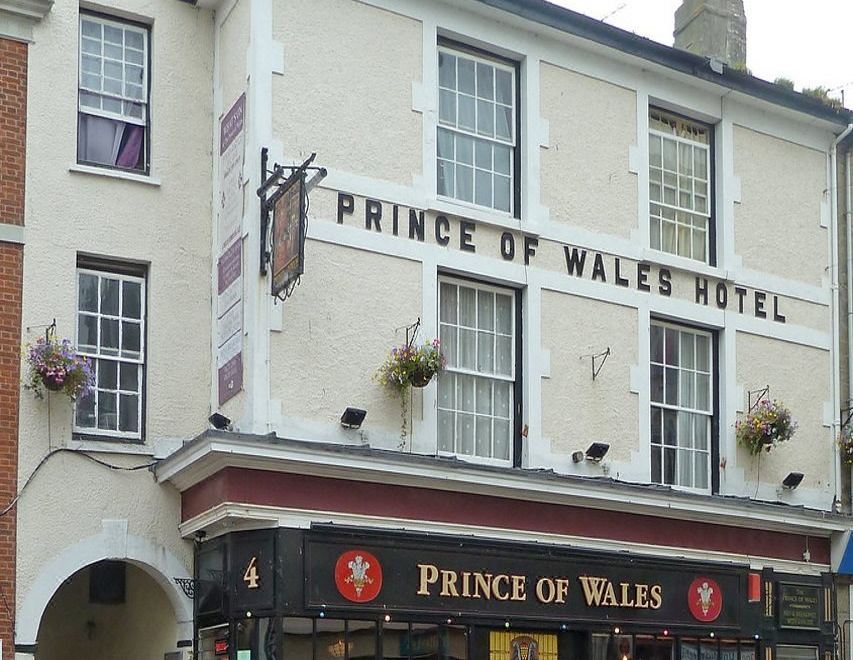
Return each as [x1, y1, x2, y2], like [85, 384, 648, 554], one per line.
[115, 124, 143, 169]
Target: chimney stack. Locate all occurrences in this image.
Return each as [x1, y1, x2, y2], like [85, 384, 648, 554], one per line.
[674, 0, 747, 68]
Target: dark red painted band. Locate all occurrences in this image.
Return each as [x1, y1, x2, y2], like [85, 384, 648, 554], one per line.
[182, 467, 829, 564]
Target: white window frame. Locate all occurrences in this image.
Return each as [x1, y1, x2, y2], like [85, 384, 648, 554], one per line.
[649, 320, 714, 493]
[436, 44, 517, 216]
[648, 109, 712, 263]
[437, 276, 516, 465]
[78, 13, 149, 127]
[74, 267, 146, 441]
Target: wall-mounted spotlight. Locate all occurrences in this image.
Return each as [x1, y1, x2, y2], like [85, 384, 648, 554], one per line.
[341, 407, 367, 429]
[571, 450, 585, 463]
[208, 412, 232, 430]
[781, 472, 804, 490]
[585, 442, 610, 462]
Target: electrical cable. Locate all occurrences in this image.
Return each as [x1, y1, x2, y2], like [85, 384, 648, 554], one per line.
[0, 447, 159, 519]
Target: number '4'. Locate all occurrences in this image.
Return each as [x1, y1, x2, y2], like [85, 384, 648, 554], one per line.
[243, 556, 260, 589]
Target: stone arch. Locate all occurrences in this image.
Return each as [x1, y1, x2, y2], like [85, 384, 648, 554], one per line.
[17, 521, 193, 647]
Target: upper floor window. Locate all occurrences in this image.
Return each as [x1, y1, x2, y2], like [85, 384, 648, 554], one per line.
[437, 45, 516, 214]
[650, 321, 713, 491]
[75, 265, 145, 440]
[78, 13, 149, 173]
[437, 278, 516, 462]
[648, 109, 711, 263]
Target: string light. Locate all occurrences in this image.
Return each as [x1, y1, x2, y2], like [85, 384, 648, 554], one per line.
[504, 621, 511, 629]
[614, 627, 621, 634]
[384, 614, 391, 622]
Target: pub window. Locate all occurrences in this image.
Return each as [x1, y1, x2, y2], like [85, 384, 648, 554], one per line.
[650, 321, 714, 490]
[437, 44, 517, 214]
[648, 108, 712, 263]
[78, 13, 149, 172]
[75, 263, 146, 440]
[438, 277, 516, 462]
[776, 647, 819, 660]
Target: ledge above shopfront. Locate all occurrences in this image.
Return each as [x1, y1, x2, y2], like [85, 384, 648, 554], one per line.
[155, 430, 850, 571]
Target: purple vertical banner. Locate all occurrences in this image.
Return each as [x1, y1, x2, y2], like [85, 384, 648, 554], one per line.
[218, 352, 243, 406]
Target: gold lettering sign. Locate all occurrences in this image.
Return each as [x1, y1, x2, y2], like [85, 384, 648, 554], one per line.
[416, 564, 663, 610]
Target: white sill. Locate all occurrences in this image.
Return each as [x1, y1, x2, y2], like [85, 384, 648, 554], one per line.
[640, 247, 725, 279]
[428, 197, 524, 233]
[69, 163, 161, 187]
[66, 438, 155, 457]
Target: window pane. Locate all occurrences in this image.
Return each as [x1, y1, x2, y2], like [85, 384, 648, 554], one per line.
[81, 19, 101, 38]
[475, 169, 492, 207]
[663, 410, 677, 445]
[100, 277, 120, 315]
[649, 135, 662, 167]
[495, 335, 512, 375]
[456, 164, 473, 202]
[477, 291, 494, 331]
[476, 99, 494, 136]
[78, 314, 97, 349]
[664, 328, 679, 365]
[459, 287, 476, 326]
[696, 373, 710, 410]
[475, 415, 491, 456]
[120, 363, 138, 391]
[123, 280, 142, 319]
[439, 52, 456, 88]
[495, 294, 512, 334]
[650, 365, 664, 402]
[438, 410, 454, 452]
[98, 359, 117, 390]
[439, 89, 456, 124]
[494, 175, 511, 212]
[493, 420, 510, 460]
[437, 159, 454, 197]
[458, 58, 475, 94]
[650, 324, 664, 362]
[665, 367, 678, 404]
[495, 381, 510, 417]
[98, 391, 117, 430]
[694, 415, 708, 449]
[694, 452, 708, 489]
[458, 95, 475, 132]
[122, 321, 141, 356]
[650, 406, 662, 444]
[457, 413, 474, 454]
[678, 411, 692, 448]
[475, 139, 491, 169]
[495, 69, 512, 104]
[680, 371, 695, 408]
[119, 393, 139, 432]
[477, 331, 494, 372]
[440, 323, 457, 368]
[476, 62, 493, 100]
[457, 374, 474, 411]
[495, 105, 512, 141]
[475, 378, 491, 414]
[76, 391, 95, 427]
[100, 318, 119, 355]
[456, 134, 473, 164]
[494, 144, 511, 175]
[437, 129, 454, 160]
[696, 335, 710, 370]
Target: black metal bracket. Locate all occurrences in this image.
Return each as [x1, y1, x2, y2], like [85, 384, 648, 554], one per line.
[581, 347, 610, 380]
[404, 318, 421, 348]
[747, 385, 770, 413]
[257, 149, 324, 276]
[173, 577, 196, 599]
[26, 318, 56, 342]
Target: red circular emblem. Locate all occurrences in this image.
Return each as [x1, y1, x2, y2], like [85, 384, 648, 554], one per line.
[334, 550, 383, 603]
[688, 577, 723, 622]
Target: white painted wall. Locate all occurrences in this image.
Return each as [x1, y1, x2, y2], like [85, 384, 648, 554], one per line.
[18, 0, 213, 644]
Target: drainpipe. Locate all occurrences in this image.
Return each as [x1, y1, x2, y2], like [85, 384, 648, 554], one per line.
[842, 125, 853, 510]
[831, 123, 852, 516]
[834, 122, 853, 514]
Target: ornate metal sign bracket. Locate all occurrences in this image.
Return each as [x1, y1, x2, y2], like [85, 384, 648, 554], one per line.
[747, 385, 770, 412]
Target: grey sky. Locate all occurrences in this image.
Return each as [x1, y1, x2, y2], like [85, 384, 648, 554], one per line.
[549, 0, 852, 108]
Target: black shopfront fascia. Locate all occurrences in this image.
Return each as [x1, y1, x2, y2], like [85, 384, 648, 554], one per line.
[194, 525, 834, 660]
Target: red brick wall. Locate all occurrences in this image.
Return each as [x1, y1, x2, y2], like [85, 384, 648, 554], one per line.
[0, 38, 27, 227]
[0, 35, 27, 648]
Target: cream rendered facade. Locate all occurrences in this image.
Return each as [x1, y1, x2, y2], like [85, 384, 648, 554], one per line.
[15, 0, 214, 656]
[216, 0, 844, 504]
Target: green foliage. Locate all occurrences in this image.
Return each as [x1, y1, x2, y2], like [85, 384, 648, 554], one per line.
[773, 77, 795, 90]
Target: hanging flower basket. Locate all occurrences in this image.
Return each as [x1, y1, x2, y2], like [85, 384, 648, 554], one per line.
[839, 425, 853, 466]
[375, 339, 445, 441]
[735, 399, 797, 456]
[24, 337, 95, 400]
[375, 339, 445, 391]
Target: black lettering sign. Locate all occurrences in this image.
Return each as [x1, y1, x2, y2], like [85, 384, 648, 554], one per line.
[337, 192, 354, 224]
[459, 220, 476, 253]
[435, 216, 450, 246]
[524, 236, 538, 265]
[501, 232, 515, 261]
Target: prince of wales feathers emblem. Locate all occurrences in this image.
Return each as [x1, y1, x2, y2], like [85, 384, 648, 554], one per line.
[696, 581, 714, 615]
[345, 555, 373, 597]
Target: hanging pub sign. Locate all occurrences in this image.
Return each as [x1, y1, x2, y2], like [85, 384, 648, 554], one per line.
[270, 173, 305, 298]
[257, 148, 326, 302]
